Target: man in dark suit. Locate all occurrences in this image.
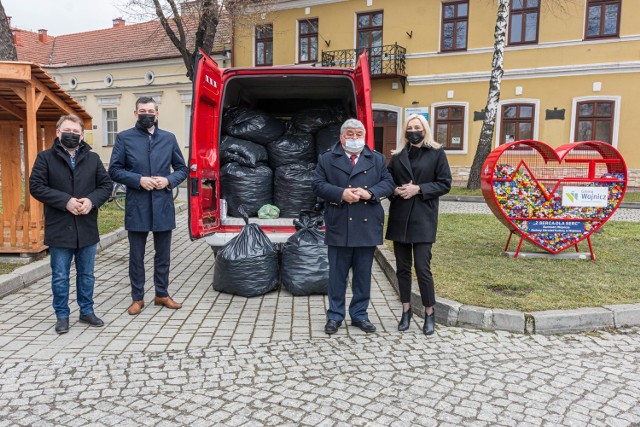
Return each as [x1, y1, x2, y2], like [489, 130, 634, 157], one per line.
[313, 118, 395, 334]
[109, 97, 188, 316]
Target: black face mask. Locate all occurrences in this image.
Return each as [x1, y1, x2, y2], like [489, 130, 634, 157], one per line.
[137, 114, 157, 129]
[405, 131, 424, 145]
[60, 132, 81, 149]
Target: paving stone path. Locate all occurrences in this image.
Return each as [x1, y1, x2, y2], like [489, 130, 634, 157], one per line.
[1, 211, 639, 426]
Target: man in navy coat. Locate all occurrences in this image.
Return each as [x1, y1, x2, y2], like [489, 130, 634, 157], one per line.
[313, 118, 395, 334]
[108, 97, 188, 315]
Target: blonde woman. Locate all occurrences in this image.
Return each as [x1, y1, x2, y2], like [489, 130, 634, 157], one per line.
[385, 114, 452, 335]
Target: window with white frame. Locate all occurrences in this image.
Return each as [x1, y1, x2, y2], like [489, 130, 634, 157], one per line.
[103, 108, 118, 146]
[585, 0, 621, 39]
[509, 0, 540, 45]
[500, 103, 535, 144]
[255, 24, 273, 66]
[575, 100, 614, 143]
[299, 18, 318, 63]
[434, 105, 466, 150]
[441, 1, 468, 52]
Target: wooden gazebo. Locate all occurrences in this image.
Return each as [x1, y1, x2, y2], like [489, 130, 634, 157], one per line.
[0, 61, 91, 254]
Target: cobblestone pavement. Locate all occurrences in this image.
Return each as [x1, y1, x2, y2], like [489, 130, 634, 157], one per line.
[1, 212, 640, 426]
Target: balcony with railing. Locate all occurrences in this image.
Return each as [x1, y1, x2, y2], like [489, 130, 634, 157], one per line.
[321, 44, 407, 92]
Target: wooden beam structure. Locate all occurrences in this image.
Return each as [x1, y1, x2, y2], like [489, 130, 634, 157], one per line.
[0, 61, 91, 254]
[0, 96, 26, 120]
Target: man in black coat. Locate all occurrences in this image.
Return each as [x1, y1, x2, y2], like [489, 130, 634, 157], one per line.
[313, 118, 395, 334]
[29, 115, 112, 334]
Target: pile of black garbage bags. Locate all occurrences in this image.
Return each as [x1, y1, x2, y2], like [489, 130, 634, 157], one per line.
[213, 209, 329, 297]
[219, 105, 346, 217]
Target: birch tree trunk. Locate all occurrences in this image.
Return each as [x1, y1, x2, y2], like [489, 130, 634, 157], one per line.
[466, 0, 510, 189]
[0, 1, 17, 61]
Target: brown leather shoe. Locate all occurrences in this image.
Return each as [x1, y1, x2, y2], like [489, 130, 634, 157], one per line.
[154, 296, 182, 309]
[127, 300, 144, 315]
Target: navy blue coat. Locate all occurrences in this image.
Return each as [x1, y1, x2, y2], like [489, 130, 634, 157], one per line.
[29, 139, 112, 248]
[108, 122, 188, 232]
[313, 144, 395, 247]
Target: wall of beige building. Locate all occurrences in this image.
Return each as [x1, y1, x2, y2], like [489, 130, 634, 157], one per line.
[43, 57, 209, 168]
[232, 0, 640, 186]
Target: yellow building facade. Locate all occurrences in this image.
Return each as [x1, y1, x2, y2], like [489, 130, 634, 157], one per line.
[232, 0, 640, 187]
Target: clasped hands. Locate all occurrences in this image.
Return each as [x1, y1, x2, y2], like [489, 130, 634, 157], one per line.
[342, 187, 372, 204]
[140, 176, 170, 191]
[66, 198, 93, 215]
[394, 181, 420, 199]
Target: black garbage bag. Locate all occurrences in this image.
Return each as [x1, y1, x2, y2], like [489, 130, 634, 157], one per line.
[291, 107, 336, 134]
[220, 163, 273, 217]
[213, 208, 279, 297]
[291, 105, 349, 134]
[315, 123, 341, 154]
[220, 135, 268, 167]
[222, 106, 285, 145]
[267, 133, 316, 168]
[274, 164, 317, 217]
[281, 211, 328, 296]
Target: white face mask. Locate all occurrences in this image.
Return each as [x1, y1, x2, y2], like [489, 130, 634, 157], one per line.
[344, 138, 365, 152]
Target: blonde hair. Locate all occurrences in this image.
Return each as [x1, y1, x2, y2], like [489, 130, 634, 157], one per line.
[392, 114, 441, 155]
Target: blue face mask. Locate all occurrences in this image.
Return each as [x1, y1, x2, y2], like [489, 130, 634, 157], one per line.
[345, 138, 365, 152]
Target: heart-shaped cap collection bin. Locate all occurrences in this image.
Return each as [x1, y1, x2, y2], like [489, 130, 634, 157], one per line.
[480, 140, 627, 258]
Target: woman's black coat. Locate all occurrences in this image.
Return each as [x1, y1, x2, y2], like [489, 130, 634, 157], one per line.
[29, 139, 112, 248]
[385, 145, 452, 243]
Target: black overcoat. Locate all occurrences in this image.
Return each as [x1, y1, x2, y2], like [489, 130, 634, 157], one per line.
[108, 122, 188, 232]
[385, 145, 452, 243]
[313, 144, 395, 247]
[29, 139, 112, 248]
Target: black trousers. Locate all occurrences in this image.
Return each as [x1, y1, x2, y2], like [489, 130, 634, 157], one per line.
[128, 230, 172, 301]
[393, 241, 436, 307]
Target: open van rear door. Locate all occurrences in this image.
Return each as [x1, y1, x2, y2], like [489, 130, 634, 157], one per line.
[188, 50, 223, 240]
[354, 51, 373, 148]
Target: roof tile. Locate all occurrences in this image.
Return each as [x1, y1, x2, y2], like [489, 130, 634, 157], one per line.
[16, 12, 229, 67]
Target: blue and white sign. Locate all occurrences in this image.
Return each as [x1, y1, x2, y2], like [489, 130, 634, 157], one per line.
[528, 220, 584, 233]
[404, 107, 429, 122]
[562, 186, 609, 207]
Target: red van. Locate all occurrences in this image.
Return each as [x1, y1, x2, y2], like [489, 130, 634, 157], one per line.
[188, 50, 373, 247]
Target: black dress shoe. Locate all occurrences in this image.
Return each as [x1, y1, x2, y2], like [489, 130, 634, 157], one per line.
[398, 309, 412, 331]
[79, 313, 105, 327]
[55, 318, 69, 334]
[351, 319, 376, 333]
[325, 320, 342, 334]
[423, 311, 435, 336]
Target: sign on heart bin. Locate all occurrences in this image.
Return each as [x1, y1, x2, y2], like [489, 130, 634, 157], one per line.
[481, 140, 627, 260]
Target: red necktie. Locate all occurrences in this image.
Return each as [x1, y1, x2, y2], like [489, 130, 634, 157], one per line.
[350, 154, 357, 166]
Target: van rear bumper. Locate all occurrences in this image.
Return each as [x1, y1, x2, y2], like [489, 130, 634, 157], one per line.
[204, 218, 299, 247]
[204, 231, 294, 247]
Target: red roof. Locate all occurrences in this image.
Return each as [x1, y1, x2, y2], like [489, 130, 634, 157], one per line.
[15, 13, 230, 68]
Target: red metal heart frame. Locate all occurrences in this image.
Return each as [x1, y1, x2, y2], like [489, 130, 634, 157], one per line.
[481, 140, 628, 258]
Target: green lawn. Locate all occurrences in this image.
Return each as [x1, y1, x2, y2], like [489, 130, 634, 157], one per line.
[0, 202, 125, 275]
[386, 213, 640, 312]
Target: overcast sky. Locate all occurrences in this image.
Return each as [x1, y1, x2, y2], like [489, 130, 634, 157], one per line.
[4, 0, 130, 35]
